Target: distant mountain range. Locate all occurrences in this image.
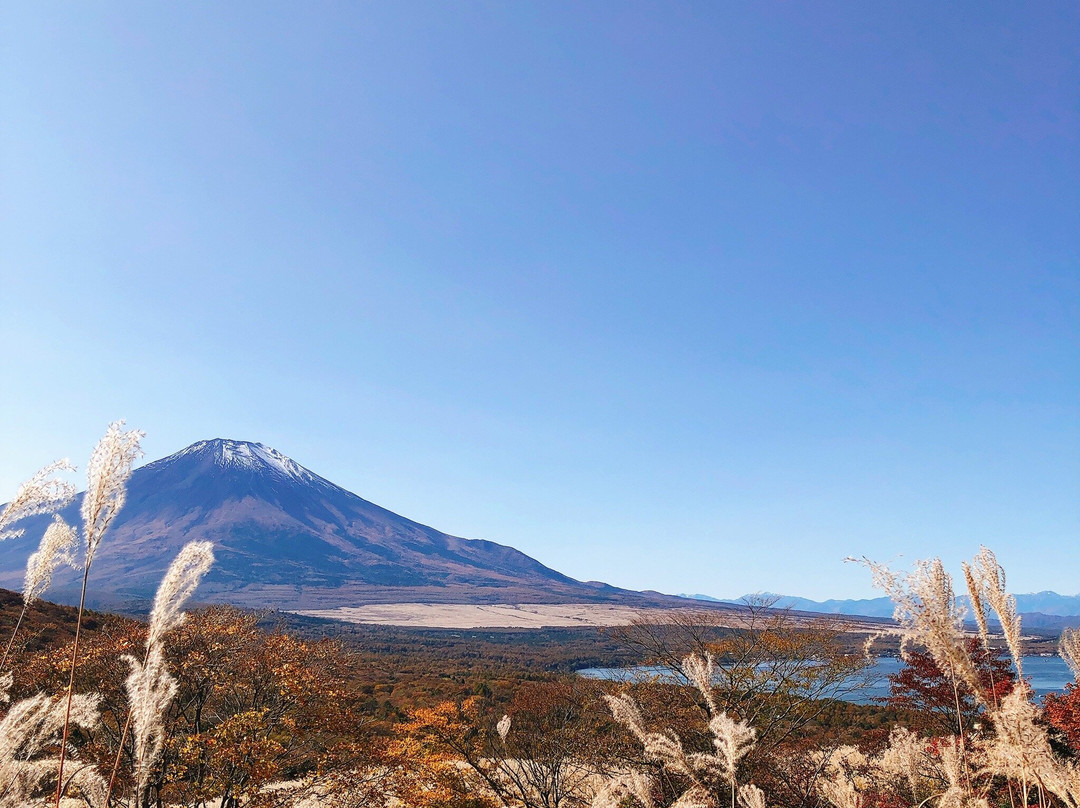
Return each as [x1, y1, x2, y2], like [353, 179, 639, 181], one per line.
[1, 439, 675, 611]
[680, 592, 1080, 625]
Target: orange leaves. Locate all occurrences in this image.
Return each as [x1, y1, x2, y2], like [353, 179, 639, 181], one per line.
[394, 699, 498, 808]
[400, 697, 485, 756]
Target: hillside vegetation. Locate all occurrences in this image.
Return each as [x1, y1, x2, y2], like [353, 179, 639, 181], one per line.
[3, 424, 1080, 808]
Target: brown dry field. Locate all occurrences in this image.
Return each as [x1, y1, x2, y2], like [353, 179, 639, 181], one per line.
[291, 601, 889, 631]
[292, 602, 656, 628]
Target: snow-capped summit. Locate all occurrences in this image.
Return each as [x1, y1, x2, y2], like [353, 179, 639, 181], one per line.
[153, 438, 323, 486]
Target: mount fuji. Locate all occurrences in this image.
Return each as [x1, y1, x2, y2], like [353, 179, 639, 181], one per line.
[0, 439, 633, 610]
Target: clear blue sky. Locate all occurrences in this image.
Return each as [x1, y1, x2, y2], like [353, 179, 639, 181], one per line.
[2, 3, 1077, 600]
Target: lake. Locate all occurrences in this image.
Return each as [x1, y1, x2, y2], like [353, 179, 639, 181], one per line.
[578, 656, 1074, 705]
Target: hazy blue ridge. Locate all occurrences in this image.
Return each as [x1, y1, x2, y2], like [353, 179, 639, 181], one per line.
[678, 592, 1080, 620]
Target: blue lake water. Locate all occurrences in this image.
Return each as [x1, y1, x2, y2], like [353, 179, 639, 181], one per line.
[578, 656, 1074, 705]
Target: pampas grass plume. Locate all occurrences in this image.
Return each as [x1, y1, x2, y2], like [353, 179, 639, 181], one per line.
[591, 771, 654, 808]
[683, 653, 719, 713]
[125, 646, 178, 800]
[80, 421, 143, 564]
[146, 540, 215, 649]
[737, 783, 767, 808]
[23, 516, 77, 606]
[605, 693, 646, 741]
[972, 546, 1024, 677]
[709, 712, 756, 783]
[124, 540, 214, 802]
[0, 460, 76, 541]
[1061, 628, 1080, 681]
[0, 690, 102, 808]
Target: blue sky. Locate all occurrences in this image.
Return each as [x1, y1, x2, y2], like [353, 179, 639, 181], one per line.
[2, 2, 1077, 599]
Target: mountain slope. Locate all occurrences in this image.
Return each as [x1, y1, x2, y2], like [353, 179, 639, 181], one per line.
[0, 439, 627, 610]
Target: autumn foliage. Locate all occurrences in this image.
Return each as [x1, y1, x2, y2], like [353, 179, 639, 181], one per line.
[7, 606, 390, 807]
[3, 438, 1080, 808]
[885, 637, 1017, 736]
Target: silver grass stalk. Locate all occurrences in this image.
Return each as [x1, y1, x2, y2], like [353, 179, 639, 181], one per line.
[906, 558, 980, 694]
[669, 787, 714, 808]
[861, 630, 887, 662]
[496, 714, 511, 742]
[815, 747, 867, 808]
[23, 516, 77, 607]
[0, 516, 78, 673]
[709, 712, 756, 785]
[146, 540, 215, 649]
[737, 784, 766, 808]
[874, 726, 928, 798]
[861, 556, 981, 697]
[0, 460, 76, 541]
[0, 691, 102, 808]
[1061, 628, 1080, 681]
[605, 692, 696, 779]
[56, 421, 142, 808]
[1034, 758, 1080, 808]
[818, 773, 860, 808]
[61, 766, 108, 808]
[0, 692, 101, 770]
[605, 693, 646, 741]
[962, 560, 991, 652]
[973, 546, 1024, 678]
[591, 771, 654, 808]
[982, 686, 1061, 803]
[605, 664, 757, 808]
[109, 540, 214, 807]
[80, 421, 144, 565]
[937, 742, 970, 808]
[682, 653, 719, 713]
[124, 645, 178, 801]
[862, 553, 985, 795]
